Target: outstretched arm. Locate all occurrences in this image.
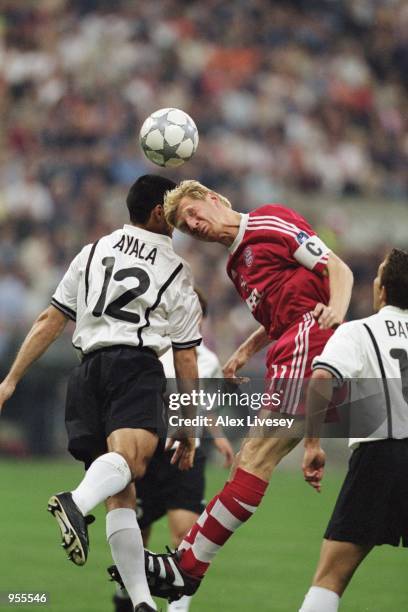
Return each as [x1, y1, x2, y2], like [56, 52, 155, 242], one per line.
[223, 325, 271, 382]
[314, 252, 353, 330]
[0, 306, 69, 413]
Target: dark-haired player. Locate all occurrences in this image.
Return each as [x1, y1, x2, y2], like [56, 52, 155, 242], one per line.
[139, 179, 353, 600]
[300, 249, 408, 612]
[0, 175, 203, 612]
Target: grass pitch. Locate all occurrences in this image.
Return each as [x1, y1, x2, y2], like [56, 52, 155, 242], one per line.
[0, 459, 406, 611]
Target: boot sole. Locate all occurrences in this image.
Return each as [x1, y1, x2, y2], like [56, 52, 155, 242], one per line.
[47, 495, 86, 566]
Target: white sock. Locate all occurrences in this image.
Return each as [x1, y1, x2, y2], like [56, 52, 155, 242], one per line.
[71, 452, 131, 515]
[299, 586, 340, 612]
[107, 508, 156, 610]
[168, 595, 192, 611]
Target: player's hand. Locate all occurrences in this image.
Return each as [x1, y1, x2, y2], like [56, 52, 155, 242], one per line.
[213, 437, 235, 468]
[223, 352, 250, 385]
[166, 434, 196, 471]
[0, 379, 16, 414]
[302, 445, 326, 493]
[312, 303, 342, 330]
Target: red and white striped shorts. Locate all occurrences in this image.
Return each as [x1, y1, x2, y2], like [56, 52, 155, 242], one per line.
[265, 312, 334, 415]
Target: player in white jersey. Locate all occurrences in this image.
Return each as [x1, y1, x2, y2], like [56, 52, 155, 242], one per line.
[0, 175, 203, 612]
[300, 248, 408, 612]
[112, 290, 234, 612]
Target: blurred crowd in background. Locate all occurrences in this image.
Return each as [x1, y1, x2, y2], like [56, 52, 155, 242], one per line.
[0, 0, 407, 455]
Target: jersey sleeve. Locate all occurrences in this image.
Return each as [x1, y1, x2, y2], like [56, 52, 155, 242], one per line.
[168, 264, 202, 349]
[257, 207, 331, 274]
[312, 322, 364, 381]
[51, 251, 83, 321]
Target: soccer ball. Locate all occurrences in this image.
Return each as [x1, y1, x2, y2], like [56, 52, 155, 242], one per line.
[139, 108, 199, 168]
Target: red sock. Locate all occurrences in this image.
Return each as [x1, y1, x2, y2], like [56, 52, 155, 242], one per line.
[179, 469, 268, 578]
[179, 494, 220, 550]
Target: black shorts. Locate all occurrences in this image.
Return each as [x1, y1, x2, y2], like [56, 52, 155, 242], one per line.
[135, 446, 206, 530]
[65, 345, 167, 468]
[325, 439, 408, 547]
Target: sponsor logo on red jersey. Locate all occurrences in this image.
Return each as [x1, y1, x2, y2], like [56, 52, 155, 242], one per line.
[243, 246, 254, 267]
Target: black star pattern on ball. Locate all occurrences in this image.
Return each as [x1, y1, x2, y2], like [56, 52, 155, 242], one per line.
[140, 110, 198, 166]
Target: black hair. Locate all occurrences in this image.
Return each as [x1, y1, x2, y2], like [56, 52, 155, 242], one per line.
[381, 248, 408, 310]
[126, 174, 177, 224]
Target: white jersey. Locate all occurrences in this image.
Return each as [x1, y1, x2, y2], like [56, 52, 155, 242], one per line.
[51, 224, 202, 356]
[313, 305, 408, 447]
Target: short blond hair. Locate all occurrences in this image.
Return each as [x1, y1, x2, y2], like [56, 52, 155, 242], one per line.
[164, 180, 231, 228]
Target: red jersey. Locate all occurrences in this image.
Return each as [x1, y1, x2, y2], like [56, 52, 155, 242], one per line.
[226, 204, 331, 339]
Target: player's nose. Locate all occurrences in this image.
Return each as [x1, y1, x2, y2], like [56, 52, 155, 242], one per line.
[187, 218, 199, 231]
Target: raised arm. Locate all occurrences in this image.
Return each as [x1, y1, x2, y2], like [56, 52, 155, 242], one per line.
[0, 306, 69, 413]
[313, 252, 353, 330]
[223, 325, 271, 382]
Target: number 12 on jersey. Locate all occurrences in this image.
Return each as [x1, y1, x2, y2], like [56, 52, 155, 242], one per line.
[92, 257, 151, 324]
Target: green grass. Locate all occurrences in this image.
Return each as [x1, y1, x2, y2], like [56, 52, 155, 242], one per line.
[0, 460, 406, 611]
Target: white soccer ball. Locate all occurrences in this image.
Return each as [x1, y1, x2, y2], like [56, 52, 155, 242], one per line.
[139, 108, 199, 168]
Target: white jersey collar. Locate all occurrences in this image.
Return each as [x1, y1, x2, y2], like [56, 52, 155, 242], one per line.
[380, 305, 408, 317]
[228, 214, 249, 254]
[123, 224, 173, 248]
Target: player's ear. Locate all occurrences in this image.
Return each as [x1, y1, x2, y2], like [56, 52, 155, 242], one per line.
[152, 204, 164, 220]
[151, 204, 172, 234]
[380, 284, 387, 306]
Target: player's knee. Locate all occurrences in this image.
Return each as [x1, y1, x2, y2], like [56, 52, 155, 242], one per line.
[108, 430, 157, 478]
[122, 452, 147, 479]
[132, 459, 148, 480]
[108, 445, 148, 479]
[129, 450, 151, 480]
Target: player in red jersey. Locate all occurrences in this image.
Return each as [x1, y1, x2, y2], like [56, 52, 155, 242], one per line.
[225, 202, 336, 416]
[110, 179, 353, 602]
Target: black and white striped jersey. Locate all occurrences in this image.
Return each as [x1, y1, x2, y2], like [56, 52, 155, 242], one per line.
[51, 224, 202, 356]
[313, 305, 408, 446]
